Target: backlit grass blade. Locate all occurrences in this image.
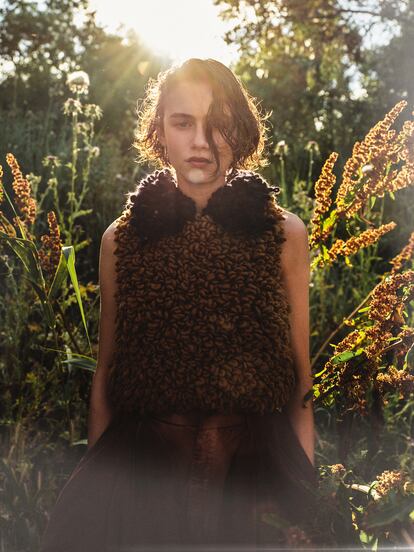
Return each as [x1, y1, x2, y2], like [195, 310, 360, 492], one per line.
[60, 245, 92, 354]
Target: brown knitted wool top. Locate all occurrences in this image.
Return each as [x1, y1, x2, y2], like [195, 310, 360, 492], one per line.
[106, 169, 297, 416]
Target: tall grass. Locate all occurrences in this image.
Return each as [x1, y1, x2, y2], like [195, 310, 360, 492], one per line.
[0, 72, 101, 551]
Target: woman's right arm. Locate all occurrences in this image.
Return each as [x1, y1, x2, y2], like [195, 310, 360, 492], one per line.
[87, 220, 119, 450]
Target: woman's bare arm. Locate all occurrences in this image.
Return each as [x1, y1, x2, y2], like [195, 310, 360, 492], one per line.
[87, 220, 119, 449]
[279, 209, 315, 466]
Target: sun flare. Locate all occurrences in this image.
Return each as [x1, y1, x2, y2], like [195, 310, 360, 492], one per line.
[89, 0, 237, 64]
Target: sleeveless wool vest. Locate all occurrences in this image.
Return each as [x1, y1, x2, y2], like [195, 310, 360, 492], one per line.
[106, 169, 297, 416]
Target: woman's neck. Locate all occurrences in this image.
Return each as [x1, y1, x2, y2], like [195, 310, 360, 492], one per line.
[174, 170, 227, 214]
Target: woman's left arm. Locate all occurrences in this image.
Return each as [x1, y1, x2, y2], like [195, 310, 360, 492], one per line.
[280, 211, 315, 467]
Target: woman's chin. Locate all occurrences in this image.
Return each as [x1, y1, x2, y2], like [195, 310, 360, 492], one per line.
[186, 167, 210, 185]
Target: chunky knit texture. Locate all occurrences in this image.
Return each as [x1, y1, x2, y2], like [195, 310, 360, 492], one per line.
[106, 169, 297, 416]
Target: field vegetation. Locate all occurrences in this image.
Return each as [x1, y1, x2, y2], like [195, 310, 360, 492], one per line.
[0, 0, 413, 549]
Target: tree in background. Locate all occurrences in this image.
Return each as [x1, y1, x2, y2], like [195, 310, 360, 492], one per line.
[214, 0, 414, 185]
[361, 1, 414, 113]
[0, 0, 166, 281]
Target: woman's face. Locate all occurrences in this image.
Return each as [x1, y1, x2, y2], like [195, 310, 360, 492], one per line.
[158, 79, 234, 188]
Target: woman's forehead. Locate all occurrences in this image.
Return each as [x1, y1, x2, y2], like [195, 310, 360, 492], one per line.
[163, 79, 214, 117]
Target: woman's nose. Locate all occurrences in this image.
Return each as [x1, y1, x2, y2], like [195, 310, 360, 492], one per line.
[193, 124, 209, 149]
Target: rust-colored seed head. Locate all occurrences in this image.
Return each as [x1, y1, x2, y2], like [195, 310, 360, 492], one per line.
[309, 152, 338, 248]
[5, 153, 37, 227]
[317, 269, 414, 413]
[335, 101, 409, 218]
[375, 470, 407, 497]
[389, 231, 414, 274]
[376, 366, 414, 398]
[369, 270, 414, 323]
[38, 211, 63, 278]
[314, 221, 396, 267]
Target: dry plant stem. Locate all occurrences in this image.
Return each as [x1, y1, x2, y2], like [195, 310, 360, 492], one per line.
[47, 169, 68, 242]
[68, 95, 79, 241]
[306, 149, 315, 193]
[311, 287, 374, 370]
[381, 338, 405, 355]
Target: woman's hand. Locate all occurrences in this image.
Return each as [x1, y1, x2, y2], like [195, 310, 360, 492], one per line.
[285, 381, 315, 467]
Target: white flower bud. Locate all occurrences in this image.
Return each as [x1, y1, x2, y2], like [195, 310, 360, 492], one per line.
[66, 70, 90, 95]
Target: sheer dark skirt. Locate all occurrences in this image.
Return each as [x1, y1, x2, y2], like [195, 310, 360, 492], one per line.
[40, 408, 319, 551]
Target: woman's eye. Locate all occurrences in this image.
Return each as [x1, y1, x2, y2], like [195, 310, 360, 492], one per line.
[175, 121, 191, 128]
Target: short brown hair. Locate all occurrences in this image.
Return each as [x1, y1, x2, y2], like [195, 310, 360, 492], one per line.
[134, 58, 269, 175]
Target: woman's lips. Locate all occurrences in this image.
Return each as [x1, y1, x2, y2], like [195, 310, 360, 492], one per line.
[187, 158, 211, 168]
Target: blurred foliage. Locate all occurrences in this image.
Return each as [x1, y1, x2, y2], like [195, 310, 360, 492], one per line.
[215, 0, 414, 196]
[0, 0, 167, 282]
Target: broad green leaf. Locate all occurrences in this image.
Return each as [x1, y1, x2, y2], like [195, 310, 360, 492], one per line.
[331, 348, 364, 364]
[48, 249, 70, 300]
[0, 233, 55, 328]
[2, 234, 44, 284]
[61, 245, 92, 354]
[0, 233, 35, 272]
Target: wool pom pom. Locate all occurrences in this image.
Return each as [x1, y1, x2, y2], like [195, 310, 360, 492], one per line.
[204, 170, 280, 237]
[127, 169, 196, 244]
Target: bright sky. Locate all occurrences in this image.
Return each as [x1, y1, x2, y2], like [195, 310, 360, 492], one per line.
[87, 0, 239, 66]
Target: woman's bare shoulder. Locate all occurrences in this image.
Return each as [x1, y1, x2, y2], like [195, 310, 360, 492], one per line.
[102, 217, 121, 253]
[277, 208, 309, 269]
[278, 208, 308, 238]
[102, 217, 122, 241]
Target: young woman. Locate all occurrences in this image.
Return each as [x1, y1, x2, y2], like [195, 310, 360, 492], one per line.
[40, 58, 318, 551]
